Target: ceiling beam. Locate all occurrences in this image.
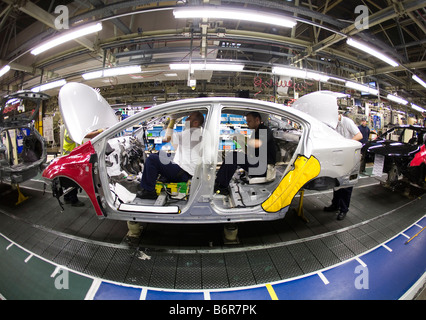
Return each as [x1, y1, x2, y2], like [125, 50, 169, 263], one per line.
[0, 59, 37, 74]
[292, 0, 426, 63]
[406, 11, 426, 35]
[88, 0, 132, 35]
[2, 0, 96, 51]
[353, 60, 426, 77]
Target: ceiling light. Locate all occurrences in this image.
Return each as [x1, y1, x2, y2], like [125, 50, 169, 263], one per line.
[173, 7, 297, 28]
[82, 70, 103, 80]
[345, 81, 379, 95]
[328, 76, 346, 82]
[386, 94, 408, 105]
[0, 65, 10, 77]
[169, 63, 244, 72]
[82, 65, 142, 80]
[272, 66, 305, 78]
[346, 38, 399, 67]
[6, 98, 20, 105]
[103, 66, 141, 77]
[412, 75, 426, 89]
[411, 103, 425, 112]
[272, 66, 329, 82]
[31, 22, 102, 55]
[31, 79, 66, 92]
[306, 71, 330, 82]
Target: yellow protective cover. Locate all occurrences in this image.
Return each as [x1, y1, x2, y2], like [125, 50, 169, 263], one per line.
[261, 155, 321, 213]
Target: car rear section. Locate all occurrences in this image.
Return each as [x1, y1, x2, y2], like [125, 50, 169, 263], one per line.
[301, 119, 362, 191]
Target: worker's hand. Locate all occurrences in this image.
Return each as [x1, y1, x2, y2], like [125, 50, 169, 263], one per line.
[167, 115, 177, 129]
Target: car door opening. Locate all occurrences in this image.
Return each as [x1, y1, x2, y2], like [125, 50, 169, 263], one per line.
[103, 108, 207, 214]
[211, 108, 304, 210]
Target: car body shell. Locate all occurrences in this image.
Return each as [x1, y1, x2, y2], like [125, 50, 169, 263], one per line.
[365, 125, 426, 187]
[0, 91, 49, 184]
[42, 84, 361, 224]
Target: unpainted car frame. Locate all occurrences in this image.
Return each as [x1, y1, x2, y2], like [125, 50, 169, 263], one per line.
[42, 84, 361, 224]
[0, 91, 49, 184]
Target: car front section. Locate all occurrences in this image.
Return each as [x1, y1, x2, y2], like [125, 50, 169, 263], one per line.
[42, 141, 105, 216]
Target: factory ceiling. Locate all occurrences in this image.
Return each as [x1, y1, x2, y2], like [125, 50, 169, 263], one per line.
[0, 0, 425, 108]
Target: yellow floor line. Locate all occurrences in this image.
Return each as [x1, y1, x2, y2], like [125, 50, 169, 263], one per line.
[266, 284, 278, 300]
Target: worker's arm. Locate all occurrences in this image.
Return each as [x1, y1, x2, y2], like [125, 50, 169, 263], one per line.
[352, 132, 363, 141]
[85, 129, 103, 139]
[247, 137, 262, 148]
[163, 116, 176, 143]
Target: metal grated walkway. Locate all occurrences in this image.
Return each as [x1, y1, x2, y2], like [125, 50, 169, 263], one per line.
[0, 173, 425, 291]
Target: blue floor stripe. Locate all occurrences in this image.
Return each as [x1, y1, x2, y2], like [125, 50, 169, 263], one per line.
[209, 286, 272, 300]
[146, 290, 204, 300]
[93, 282, 142, 300]
[271, 273, 328, 300]
[270, 227, 426, 300]
[403, 225, 423, 238]
[360, 233, 426, 299]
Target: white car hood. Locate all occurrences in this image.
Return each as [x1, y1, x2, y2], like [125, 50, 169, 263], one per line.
[292, 91, 347, 130]
[59, 82, 118, 144]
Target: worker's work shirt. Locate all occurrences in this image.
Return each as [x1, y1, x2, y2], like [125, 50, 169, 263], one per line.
[249, 123, 276, 165]
[62, 129, 76, 155]
[336, 116, 360, 139]
[171, 127, 202, 176]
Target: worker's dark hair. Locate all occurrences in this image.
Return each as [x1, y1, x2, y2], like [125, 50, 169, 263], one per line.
[192, 111, 205, 126]
[246, 111, 261, 120]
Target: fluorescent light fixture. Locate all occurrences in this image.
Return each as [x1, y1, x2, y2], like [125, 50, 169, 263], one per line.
[173, 7, 297, 28]
[83, 70, 103, 80]
[272, 66, 306, 78]
[82, 65, 142, 80]
[346, 38, 399, 67]
[272, 66, 329, 82]
[0, 65, 10, 77]
[386, 94, 408, 105]
[103, 65, 141, 77]
[169, 63, 244, 72]
[6, 98, 20, 105]
[345, 81, 379, 95]
[411, 103, 425, 112]
[306, 71, 330, 82]
[412, 75, 426, 89]
[31, 22, 102, 55]
[328, 76, 346, 82]
[31, 79, 66, 92]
